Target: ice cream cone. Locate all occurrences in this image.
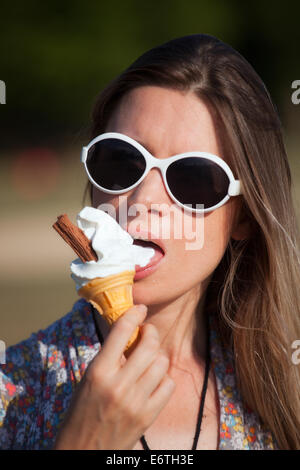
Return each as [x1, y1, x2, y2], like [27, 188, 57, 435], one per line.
[78, 270, 140, 352]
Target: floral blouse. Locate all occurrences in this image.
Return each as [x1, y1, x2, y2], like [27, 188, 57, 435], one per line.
[0, 299, 278, 450]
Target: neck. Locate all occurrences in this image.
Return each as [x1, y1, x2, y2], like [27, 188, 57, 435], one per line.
[145, 280, 210, 370]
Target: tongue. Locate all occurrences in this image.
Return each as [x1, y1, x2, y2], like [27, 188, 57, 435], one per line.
[133, 239, 164, 271]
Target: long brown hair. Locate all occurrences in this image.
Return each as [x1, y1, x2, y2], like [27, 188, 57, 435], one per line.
[83, 34, 300, 449]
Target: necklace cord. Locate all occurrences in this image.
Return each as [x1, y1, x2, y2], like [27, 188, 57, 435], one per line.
[141, 312, 211, 451]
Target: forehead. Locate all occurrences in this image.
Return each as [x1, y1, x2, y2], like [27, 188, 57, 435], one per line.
[105, 86, 222, 157]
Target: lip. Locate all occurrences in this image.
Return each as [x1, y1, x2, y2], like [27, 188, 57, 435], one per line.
[134, 251, 165, 281]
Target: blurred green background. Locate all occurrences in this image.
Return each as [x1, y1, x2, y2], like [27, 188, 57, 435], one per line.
[0, 0, 299, 347]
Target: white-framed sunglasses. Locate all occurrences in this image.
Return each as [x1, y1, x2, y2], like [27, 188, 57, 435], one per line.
[81, 132, 242, 213]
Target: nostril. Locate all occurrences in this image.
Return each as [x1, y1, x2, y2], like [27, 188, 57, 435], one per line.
[150, 206, 161, 216]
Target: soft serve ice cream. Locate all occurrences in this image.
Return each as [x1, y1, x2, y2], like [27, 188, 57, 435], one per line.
[70, 206, 155, 290]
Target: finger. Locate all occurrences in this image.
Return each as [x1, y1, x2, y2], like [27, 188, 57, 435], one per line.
[136, 353, 171, 401]
[145, 374, 176, 419]
[119, 323, 160, 384]
[94, 304, 148, 370]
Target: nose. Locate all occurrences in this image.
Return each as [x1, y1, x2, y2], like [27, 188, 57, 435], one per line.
[127, 167, 172, 217]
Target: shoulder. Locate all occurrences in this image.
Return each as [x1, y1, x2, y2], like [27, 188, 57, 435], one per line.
[0, 299, 100, 449]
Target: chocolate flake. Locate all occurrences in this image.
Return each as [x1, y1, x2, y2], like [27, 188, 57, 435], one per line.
[53, 214, 98, 262]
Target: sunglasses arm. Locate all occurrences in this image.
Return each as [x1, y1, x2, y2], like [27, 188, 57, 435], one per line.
[81, 147, 88, 163]
[228, 180, 242, 196]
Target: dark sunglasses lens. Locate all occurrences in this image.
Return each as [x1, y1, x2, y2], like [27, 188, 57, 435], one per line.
[166, 157, 229, 209]
[86, 138, 146, 191]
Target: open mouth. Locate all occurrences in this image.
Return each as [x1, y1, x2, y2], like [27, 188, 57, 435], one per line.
[133, 238, 165, 279]
[133, 238, 164, 253]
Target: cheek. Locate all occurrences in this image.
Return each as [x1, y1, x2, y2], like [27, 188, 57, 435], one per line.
[170, 211, 230, 282]
[92, 189, 135, 227]
[92, 188, 115, 208]
[92, 189, 123, 219]
[179, 205, 231, 262]
[202, 209, 232, 261]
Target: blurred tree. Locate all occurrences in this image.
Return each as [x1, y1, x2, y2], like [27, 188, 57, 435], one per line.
[0, 0, 299, 149]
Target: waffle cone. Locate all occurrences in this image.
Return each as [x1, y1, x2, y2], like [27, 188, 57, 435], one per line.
[78, 270, 139, 352]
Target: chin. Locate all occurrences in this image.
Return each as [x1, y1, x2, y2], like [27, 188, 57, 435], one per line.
[132, 280, 168, 306]
[132, 276, 190, 307]
[132, 284, 157, 306]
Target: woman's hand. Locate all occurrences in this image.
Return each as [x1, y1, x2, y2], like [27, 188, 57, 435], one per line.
[53, 304, 176, 450]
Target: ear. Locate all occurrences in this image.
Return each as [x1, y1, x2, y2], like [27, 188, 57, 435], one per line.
[231, 198, 254, 241]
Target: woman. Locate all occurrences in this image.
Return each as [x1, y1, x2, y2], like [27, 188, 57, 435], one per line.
[1, 34, 299, 450]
